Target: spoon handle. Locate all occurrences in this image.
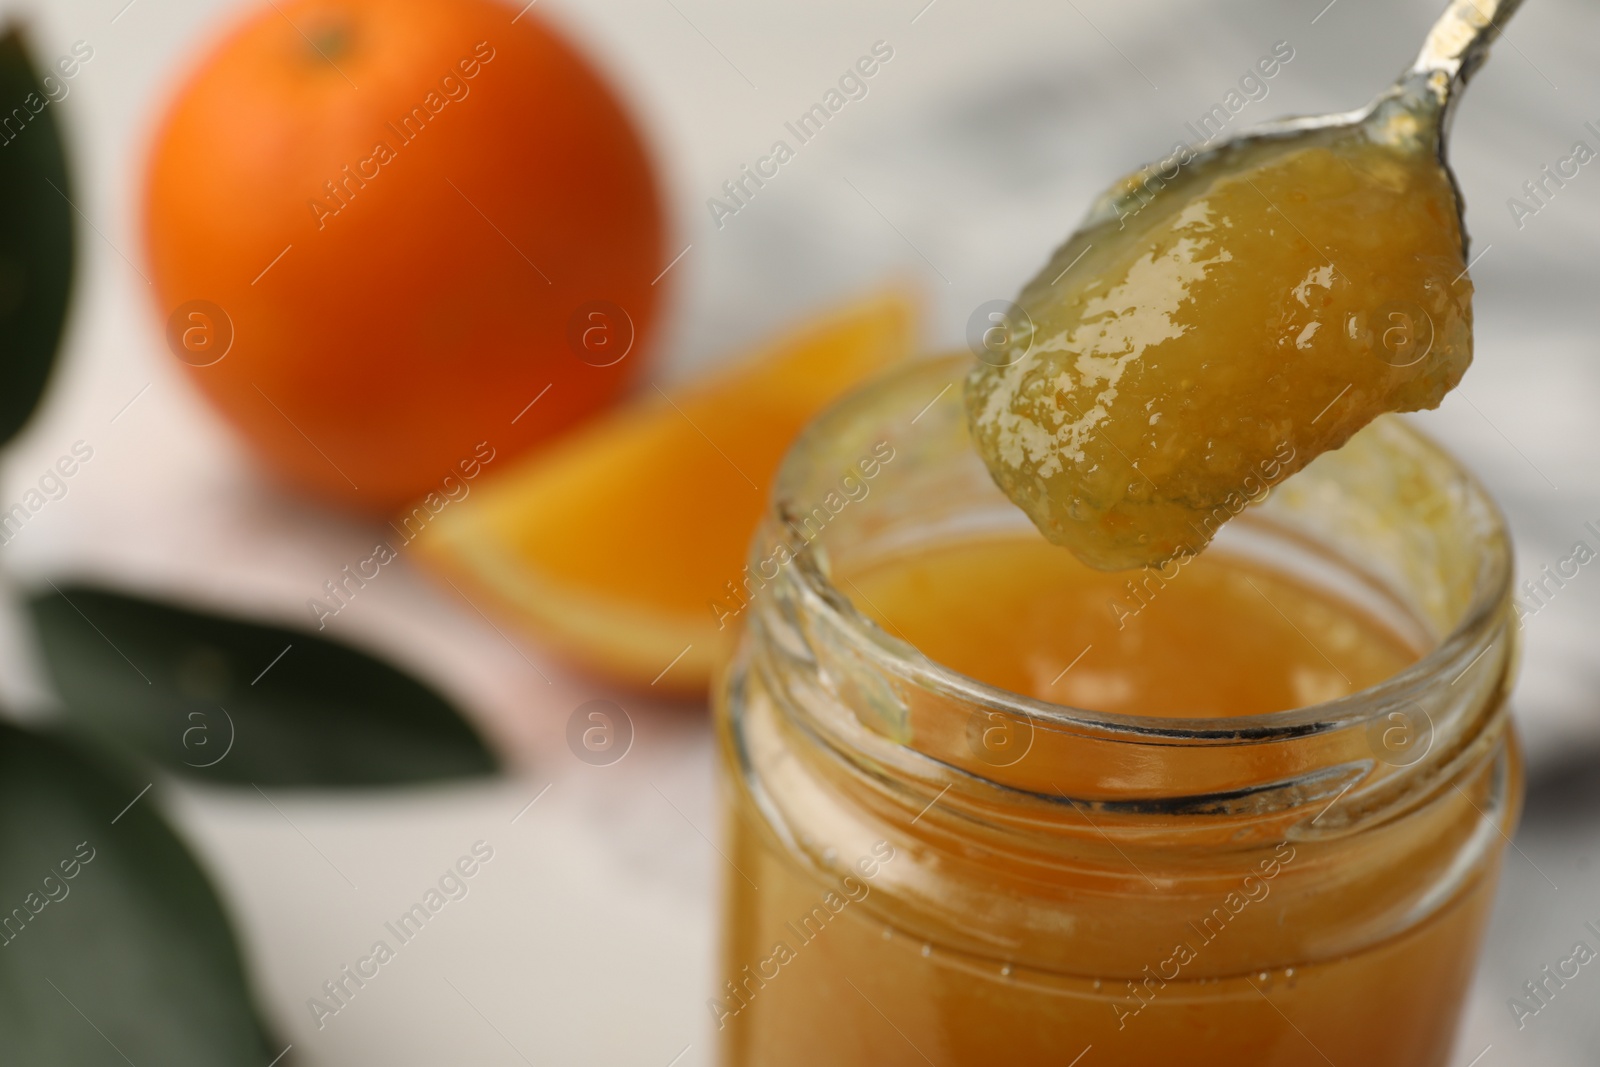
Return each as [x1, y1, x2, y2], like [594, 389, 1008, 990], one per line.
[1410, 0, 1526, 89]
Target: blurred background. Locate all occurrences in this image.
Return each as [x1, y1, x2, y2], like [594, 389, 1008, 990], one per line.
[0, 0, 1595, 1063]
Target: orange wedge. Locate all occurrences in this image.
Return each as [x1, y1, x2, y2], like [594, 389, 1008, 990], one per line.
[416, 292, 916, 697]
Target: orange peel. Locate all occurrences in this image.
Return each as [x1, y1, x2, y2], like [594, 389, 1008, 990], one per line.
[416, 292, 916, 697]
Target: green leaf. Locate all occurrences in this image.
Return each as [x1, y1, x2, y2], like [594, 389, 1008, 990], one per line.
[0, 27, 75, 447]
[0, 721, 281, 1063]
[28, 583, 497, 786]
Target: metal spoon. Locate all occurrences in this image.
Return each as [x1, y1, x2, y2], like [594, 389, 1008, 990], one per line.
[1075, 0, 1524, 260]
[964, 0, 1526, 572]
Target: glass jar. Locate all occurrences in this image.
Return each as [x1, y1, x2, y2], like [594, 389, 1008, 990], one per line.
[712, 354, 1520, 1067]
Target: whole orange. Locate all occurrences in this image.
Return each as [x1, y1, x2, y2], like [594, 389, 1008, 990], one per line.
[143, 0, 665, 512]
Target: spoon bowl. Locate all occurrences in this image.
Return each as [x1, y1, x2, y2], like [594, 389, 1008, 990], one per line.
[962, 0, 1525, 572]
[1082, 0, 1524, 259]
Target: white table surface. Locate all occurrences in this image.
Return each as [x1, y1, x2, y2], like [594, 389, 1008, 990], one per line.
[0, 0, 1596, 1062]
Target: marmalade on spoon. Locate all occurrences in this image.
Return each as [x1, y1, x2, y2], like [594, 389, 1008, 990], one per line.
[966, 129, 1471, 570]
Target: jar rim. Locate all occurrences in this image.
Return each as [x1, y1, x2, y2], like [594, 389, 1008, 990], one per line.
[775, 355, 1514, 746]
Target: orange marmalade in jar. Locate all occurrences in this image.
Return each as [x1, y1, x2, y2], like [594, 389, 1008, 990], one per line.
[713, 355, 1519, 1067]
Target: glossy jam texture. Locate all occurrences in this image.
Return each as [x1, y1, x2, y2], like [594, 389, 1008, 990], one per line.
[965, 132, 1472, 570]
[847, 535, 1416, 715]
